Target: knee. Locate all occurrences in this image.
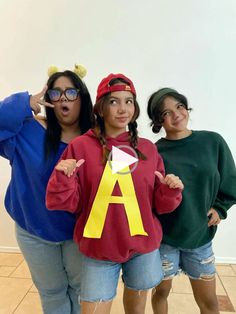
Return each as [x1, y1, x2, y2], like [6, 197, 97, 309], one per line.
[38, 282, 68, 299]
[207, 298, 219, 311]
[204, 298, 219, 311]
[123, 289, 147, 314]
[195, 294, 219, 311]
[152, 281, 171, 300]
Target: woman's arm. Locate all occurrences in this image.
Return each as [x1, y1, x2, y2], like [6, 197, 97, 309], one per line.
[0, 88, 52, 159]
[46, 144, 84, 213]
[213, 135, 236, 219]
[0, 92, 32, 142]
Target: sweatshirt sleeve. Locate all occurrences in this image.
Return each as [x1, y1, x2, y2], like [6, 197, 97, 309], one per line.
[0, 92, 33, 159]
[46, 143, 82, 213]
[154, 147, 182, 214]
[213, 135, 236, 219]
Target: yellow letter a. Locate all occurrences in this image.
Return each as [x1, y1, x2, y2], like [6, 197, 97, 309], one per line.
[83, 162, 148, 238]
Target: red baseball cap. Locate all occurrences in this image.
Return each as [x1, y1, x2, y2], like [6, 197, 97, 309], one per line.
[96, 73, 136, 102]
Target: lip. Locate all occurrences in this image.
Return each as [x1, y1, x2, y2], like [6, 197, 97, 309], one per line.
[116, 117, 129, 122]
[173, 119, 182, 125]
[59, 104, 70, 116]
[172, 117, 185, 125]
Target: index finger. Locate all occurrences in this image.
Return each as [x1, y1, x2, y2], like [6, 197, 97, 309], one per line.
[35, 86, 48, 99]
[37, 99, 54, 108]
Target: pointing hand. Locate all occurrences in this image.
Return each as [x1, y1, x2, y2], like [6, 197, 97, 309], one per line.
[155, 171, 184, 190]
[55, 159, 85, 177]
[30, 86, 54, 115]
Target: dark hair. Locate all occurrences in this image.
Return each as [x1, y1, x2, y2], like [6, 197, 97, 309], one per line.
[147, 89, 190, 133]
[93, 78, 146, 163]
[44, 70, 93, 158]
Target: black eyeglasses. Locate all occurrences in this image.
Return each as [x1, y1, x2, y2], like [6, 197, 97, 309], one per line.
[47, 88, 80, 102]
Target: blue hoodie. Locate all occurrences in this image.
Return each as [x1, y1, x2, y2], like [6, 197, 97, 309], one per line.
[0, 92, 76, 241]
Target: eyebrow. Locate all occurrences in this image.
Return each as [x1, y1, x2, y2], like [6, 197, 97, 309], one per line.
[109, 96, 134, 100]
[162, 101, 182, 111]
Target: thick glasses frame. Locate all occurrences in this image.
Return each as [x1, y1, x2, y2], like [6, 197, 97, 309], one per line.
[47, 88, 80, 102]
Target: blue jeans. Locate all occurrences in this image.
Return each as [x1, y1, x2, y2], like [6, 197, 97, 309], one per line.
[15, 224, 81, 314]
[160, 242, 216, 280]
[80, 249, 163, 302]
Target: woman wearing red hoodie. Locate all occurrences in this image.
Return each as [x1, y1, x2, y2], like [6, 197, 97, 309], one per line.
[46, 74, 183, 314]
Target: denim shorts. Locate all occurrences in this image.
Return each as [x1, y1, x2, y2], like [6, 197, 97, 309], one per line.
[79, 249, 164, 302]
[160, 241, 216, 280]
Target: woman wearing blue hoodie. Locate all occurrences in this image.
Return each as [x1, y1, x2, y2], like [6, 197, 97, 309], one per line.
[0, 67, 93, 314]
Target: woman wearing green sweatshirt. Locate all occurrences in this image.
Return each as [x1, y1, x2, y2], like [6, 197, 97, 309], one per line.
[147, 88, 236, 314]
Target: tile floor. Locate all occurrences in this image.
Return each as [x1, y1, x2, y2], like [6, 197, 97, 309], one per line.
[0, 252, 236, 313]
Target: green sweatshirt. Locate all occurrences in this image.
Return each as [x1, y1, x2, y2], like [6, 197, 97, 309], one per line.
[156, 130, 236, 249]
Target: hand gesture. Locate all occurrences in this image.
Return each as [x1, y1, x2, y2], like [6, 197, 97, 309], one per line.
[55, 159, 85, 177]
[207, 208, 221, 227]
[155, 171, 184, 190]
[30, 86, 54, 115]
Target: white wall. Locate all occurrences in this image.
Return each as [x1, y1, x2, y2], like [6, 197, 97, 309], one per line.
[0, 0, 235, 262]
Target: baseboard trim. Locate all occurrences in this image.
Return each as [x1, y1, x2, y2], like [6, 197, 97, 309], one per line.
[0, 246, 20, 253]
[215, 256, 236, 264]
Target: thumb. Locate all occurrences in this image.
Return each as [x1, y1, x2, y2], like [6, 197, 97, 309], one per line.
[207, 208, 213, 217]
[76, 159, 85, 168]
[41, 85, 48, 95]
[155, 171, 165, 183]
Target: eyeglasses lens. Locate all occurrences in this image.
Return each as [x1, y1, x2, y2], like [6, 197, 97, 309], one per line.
[48, 89, 61, 101]
[65, 88, 78, 101]
[47, 88, 79, 101]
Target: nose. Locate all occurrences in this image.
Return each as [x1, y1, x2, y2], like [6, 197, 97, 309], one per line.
[171, 109, 180, 119]
[59, 92, 68, 102]
[118, 101, 127, 112]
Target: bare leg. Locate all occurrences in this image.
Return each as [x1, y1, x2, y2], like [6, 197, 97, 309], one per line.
[81, 300, 113, 314]
[190, 277, 219, 314]
[151, 279, 172, 314]
[123, 286, 148, 314]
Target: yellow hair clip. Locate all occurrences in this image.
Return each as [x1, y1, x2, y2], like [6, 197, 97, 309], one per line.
[47, 65, 59, 77]
[74, 64, 87, 78]
[47, 64, 87, 79]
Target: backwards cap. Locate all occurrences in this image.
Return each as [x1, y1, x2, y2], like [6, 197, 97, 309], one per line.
[96, 73, 136, 102]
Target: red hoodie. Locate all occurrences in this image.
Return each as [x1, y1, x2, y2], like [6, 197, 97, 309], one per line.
[46, 130, 182, 262]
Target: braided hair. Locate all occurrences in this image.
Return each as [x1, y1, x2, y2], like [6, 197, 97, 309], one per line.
[93, 78, 146, 164]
